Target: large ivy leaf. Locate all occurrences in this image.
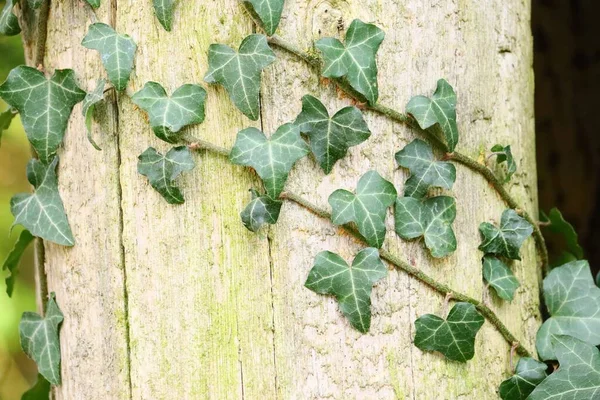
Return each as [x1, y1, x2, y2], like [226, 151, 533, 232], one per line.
[138, 146, 195, 205]
[482, 255, 519, 301]
[0, 107, 16, 146]
[81, 78, 105, 151]
[394, 196, 457, 258]
[406, 79, 459, 152]
[229, 123, 309, 199]
[0, 66, 86, 163]
[498, 357, 547, 400]
[20, 293, 64, 385]
[86, 0, 100, 8]
[295, 94, 370, 174]
[305, 248, 387, 333]
[132, 81, 207, 143]
[82, 23, 137, 91]
[204, 34, 275, 120]
[536, 260, 600, 361]
[11, 158, 74, 246]
[542, 207, 584, 260]
[316, 19, 384, 105]
[478, 209, 533, 260]
[246, 0, 284, 36]
[491, 144, 516, 183]
[153, 0, 174, 31]
[413, 302, 484, 362]
[21, 374, 50, 400]
[329, 170, 397, 248]
[395, 139, 456, 199]
[529, 335, 600, 400]
[2, 230, 34, 297]
[241, 189, 282, 232]
[0, 0, 20, 36]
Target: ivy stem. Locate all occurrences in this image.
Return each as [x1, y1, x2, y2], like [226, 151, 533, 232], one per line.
[34, 0, 50, 68]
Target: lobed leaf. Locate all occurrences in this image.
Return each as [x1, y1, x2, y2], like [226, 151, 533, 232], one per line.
[2, 230, 34, 297]
[0, 0, 20, 36]
[491, 144, 516, 182]
[241, 189, 282, 232]
[498, 357, 547, 400]
[542, 207, 584, 260]
[478, 209, 532, 260]
[81, 78, 106, 150]
[245, 0, 285, 36]
[482, 255, 519, 301]
[21, 374, 50, 400]
[0, 107, 16, 147]
[153, 0, 175, 31]
[138, 146, 195, 204]
[86, 0, 100, 8]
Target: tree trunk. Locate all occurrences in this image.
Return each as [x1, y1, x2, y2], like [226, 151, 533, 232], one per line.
[22, 0, 540, 398]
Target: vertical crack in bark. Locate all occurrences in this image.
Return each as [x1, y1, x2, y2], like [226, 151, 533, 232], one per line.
[266, 232, 279, 398]
[407, 277, 416, 400]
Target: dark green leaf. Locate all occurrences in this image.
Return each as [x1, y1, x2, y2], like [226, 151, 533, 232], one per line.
[305, 248, 387, 333]
[482, 255, 519, 301]
[241, 189, 282, 232]
[597, 271, 600, 288]
[27, 0, 42, 9]
[21, 374, 50, 400]
[245, 0, 284, 36]
[0, 0, 20, 36]
[498, 357, 547, 400]
[478, 209, 532, 260]
[138, 146, 195, 204]
[0, 107, 16, 147]
[2, 230, 34, 297]
[153, 0, 174, 31]
[491, 144, 516, 182]
[86, 0, 100, 9]
[543, 207, 584, 260]
[81, 78, 105, 151]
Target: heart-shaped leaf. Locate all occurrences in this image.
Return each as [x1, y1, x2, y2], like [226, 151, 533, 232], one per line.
[498, 357, 547, 400]
[542, 207, 584, 260]
[20, 293, 64, 385]
[132, 81, 207, 143]
[229, 123, 309, 199]
[0, 107, 16, 146]
[81, 78, 106, 151]
[138, 146, 195, 204]
[27, 0, 42, 9]
[406, 79, 459, 152]
[0, 66, 86, 163]
[329, 170, 397, 248]
[305, 248, 387, 333]
[11, 158, 74, 246]
[245, 0, 285, 36]
[86, 0, 100, 8]
[0, 0, 20, 36]
[414, 302, 484, 362]
[295, 94, 370, 174]
[21, 374, 51, 400]
[2, 230, 34, 297]
[394, 196, 457, 258]
[153, 0, 174, 31]
[491, 144, 516, 183]
[82, 23, 137, 91]
[316, 19, 384, 105]
[478, 209, 532, 260]
[482, 255, 519, 301]
[536, 260, 600, 361]
[205, 34, 275, 120]
[241, 189, 283, 232]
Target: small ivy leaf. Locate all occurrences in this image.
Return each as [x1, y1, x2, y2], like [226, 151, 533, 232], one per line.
[82, 23, 137, 91]
[2, 230, 34, 298]
[0, 66, 86, 163]
[329, 170, 397, 248]
[413, 302, 484, 363]
[245, 0, 285, 36]
[482, 255, 519, 301]
[137, 146, 195, 205]
[542, 207, 584, 260]
[241, 189, 283, 232]
[21, 374, 50, 400]
[153, 0, 174, 31]
[498, 357, 547, 400]
[295, 94, 370, 174]
[478, 209, 533, 260]
[0, 0, 20, 36]
[491, 144, 517, 182]
[528, 336, 600, 400]
[86, 0, 101, 9]
[20, 293, 64, 385]
[536, 260, 600, 361]
[305, 248, 387, 333]
[316, 19, 384, 105]
[406, 79, 459, 152]
[131, 81, 207, 143]
[395, 139, 456, 199]
[11, 158, 75, 246]
[27, 0, 42, 9]
[394, 196, 457, 258]
[205, 34, 275, 120]
[230, 123, 309, 199]
[0, 107, 17, 147]
[81, 78, 106, 151]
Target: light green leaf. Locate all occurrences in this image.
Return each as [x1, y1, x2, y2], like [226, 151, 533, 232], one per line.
[11, 158, 74, 246]
[229, 123, 309, 199]
[2, 230, 34, 298]
[536, 260, 600, 361]
[478, 209, 532, 260]
[0, 66, 86, 163]
[529, 335, 600, 400]
[482, 255, 519, 301]
[316, 19, 384, 105]
[132, 81, 207, 143]
[81, 78, 105, 151]
[82, 23, 137, 91]
[491, 144, 517, 182]
[21, 374, 50, 400]
[542, 207, 584, 260]
[0, 0, 20, 36]
[395, 139, 456, 199]
[20, 293, 64, 385]
[86, 0, 100, 9]
[498, 357, 547, 400]
[245, 0, 284, 36]
[329, 170, 397, 248]
[394, 196, 457, 258]
[413, 302, 484, 362]
[138, 146, 195, 205]
[205, 34, 275, 120]
[241, 189, 282, 232]
[0, 107, 17, 147]
[153, 0, 174, 31]
[305, 248, 387, 333]
[406, 79, 459, 152]
[295, 94, 370, 174]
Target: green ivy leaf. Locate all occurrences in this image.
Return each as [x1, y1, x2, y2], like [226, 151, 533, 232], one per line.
[153, 0, 174, 31]
[245, 0, 284, 36]
[0, 66, 86, 163]
[542, 207, 584, 260]
[229, 123, 309, 199]
[241, 189, 282, 232]
[20, 293, 64, 385]
[132, 81, 207, 143]
[482, 255, 519, 301]
[413, 302, 484, 362]
[82, 23, 137, 91]
[27, 0, 42, 9]
[295, 94, 370, 174]
[21, 374, 50, 400]
[316, 19, 384, 105]
[205, 34, 275, 120]
[478, 209, 532, 260]
[305, 248, 387, 333]
[11, 158, 74, 246]
[394, 196, 457, 258]
[0, 0, 20, 36]
[491, 144, 516, 182]
[498, 357, 547, 400]
[395, 139, 456, 199]
[597, 271, 600, 288]
[0, 107, 16, 147]
[536, 260, 600, 361]
[81, 78, 105, 151]
[138, 146, 195, 205]
[2, 230, 34, 297]
[529, 335, 600, 400]
[329, 170, 397, 248]
[406, 79, 459, 152]
[86, 0, 101, 9]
